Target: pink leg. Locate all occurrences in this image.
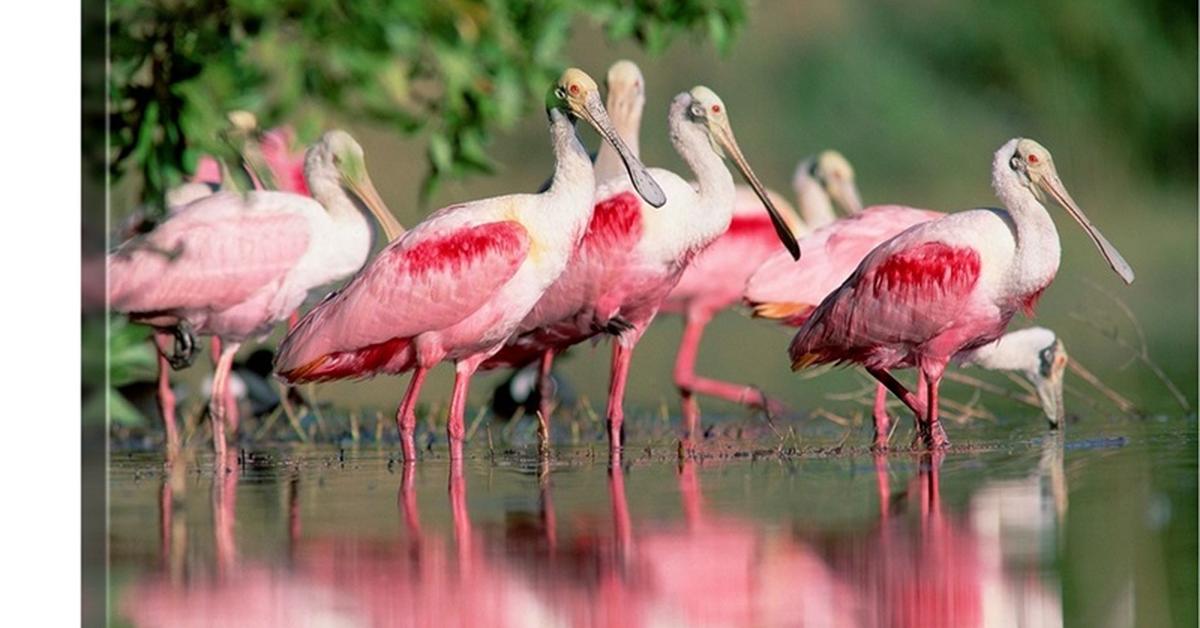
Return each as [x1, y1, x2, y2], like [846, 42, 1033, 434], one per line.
[224, 389, 240, 439]
[918, 362, 950, 450]
[536, 349, 555, 449]
[209, 336, 239, 438]
[872, 383, 891, 451]
[607, 341, 635, 459]
[674, 308, 784, 436]
[448, 357, 484, 460]
[210, 340, 241, 468]
[155, 347, 180, 457]
[396, 367, 429, 462]
[867, 368, 925, 417]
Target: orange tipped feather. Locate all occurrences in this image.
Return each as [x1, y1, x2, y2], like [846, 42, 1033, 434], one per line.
[753, 301, 813, 320]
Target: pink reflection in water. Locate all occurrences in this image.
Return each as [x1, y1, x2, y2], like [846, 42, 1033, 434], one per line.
[121, 446, 1064, 627]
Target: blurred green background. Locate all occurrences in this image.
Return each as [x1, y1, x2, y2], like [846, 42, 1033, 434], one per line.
[105, 0, 1197, 423]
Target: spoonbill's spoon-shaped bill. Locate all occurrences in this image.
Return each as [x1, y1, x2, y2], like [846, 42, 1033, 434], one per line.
[551, 68, 666, 208]
[687, 86, 800, 260]
[1013, 139, 1134, 284]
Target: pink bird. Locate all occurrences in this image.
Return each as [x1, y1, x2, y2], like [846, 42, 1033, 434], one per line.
[110, 130, 400, 462]
[788, 138, 1134, 448]
[662, 151, 862, 439]
[482, 85, 799, 458]
[124, 122, 321, 452]
[273, 68, 664, 461]
[749, 182, 1075, 447]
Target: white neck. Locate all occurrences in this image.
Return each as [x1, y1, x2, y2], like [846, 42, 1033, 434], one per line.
[304, 154, 366, 224]
[543, 111, 595, 201]
[960, 327, 1055, 372]
[519, 110, 596, 249]
[792, 170, 837, 229]
[990, 140, 1061, 295]
[668, 96, 734, 217]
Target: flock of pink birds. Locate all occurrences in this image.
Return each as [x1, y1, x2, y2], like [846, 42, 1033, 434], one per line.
[109, 62, 1135, 464]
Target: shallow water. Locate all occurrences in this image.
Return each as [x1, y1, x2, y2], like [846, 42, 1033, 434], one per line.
[109, 415, 1196, 627]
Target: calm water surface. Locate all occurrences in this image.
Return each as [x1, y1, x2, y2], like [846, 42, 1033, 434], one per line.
[109, 416, 1196, 627]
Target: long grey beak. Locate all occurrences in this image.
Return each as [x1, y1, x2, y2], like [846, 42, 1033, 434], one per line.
[1039, 172, 1135, 285]
[582, 93, 666, 207]
[712, 123, 802, 260]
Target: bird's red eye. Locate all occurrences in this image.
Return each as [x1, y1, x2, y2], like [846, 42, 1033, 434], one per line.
[1028, 154, 1039, 164]
[711, 104, 721, 113]
[568, 84, 579, 95]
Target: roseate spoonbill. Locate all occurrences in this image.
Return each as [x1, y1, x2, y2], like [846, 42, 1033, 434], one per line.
[128, 121, 324, 452]
[663, 152, 863, 441]
[789, 138, 1133, 448]
[273, 68, 665, 461]
[483, 85, 800, 457]
[110, 130, 399, 463]
[489, 60, 644, 421]
[747, 205, 1070, 446]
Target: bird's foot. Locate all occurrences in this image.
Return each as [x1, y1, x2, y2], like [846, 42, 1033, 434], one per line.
[736, 385, 789, 418]
[912, 422, 951, 451]
[167, 322, 197, 370]
[677, 436, 697, 461]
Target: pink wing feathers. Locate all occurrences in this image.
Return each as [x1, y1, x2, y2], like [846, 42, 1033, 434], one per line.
[789, 239, 982, 370]
[664, 212, 785, 311]
[276, 221, 531, 381]
[746, 205, 942, 325]
[479, 192, 646, 371]
[108, 193, 311, 315]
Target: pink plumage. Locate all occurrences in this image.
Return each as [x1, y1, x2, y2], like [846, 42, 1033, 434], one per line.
[258, 127, 310, 195]
[661, 190, 792, 316]
[109, 195, 311, 336]
[481, 86, 795, 457]
[655, 188, 805, 425]
[482, 191, 651, 371]
[272, 77, 665, 461]
[275, 220, 532, 382]
[110, 129, 394, 462]
[746, 205, 943, 326]
[787, 138, 1133, 449]
[790, 239, 986, 370]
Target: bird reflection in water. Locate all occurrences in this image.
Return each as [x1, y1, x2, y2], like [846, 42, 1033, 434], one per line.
[121, 440, 1067, 627]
